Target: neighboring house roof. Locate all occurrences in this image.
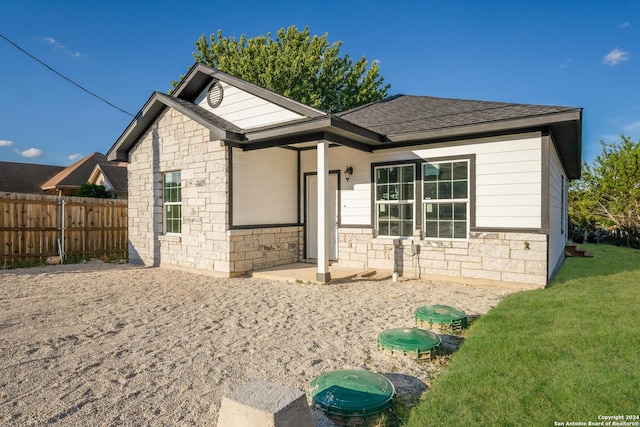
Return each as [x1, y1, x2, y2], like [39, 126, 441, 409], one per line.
[41, 152, 108, 192]
[0, 161, 64, 194]
[107, 62, 582, 178]
[88, 163, 128, 194]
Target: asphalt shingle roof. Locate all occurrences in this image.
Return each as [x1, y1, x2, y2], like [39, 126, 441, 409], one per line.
[0, 161, 64, 194]
[336, 95, 579, 136]
[41, 153, 107, 190]
[160, 93, 243, 133]
[96, 163, 127, 194]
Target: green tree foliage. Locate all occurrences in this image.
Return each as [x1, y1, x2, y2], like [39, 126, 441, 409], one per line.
[76, 183, 111, 199]
[172, 25, 390, 113]
[570, 136, 640, 245]
[568, 178, 600, 232]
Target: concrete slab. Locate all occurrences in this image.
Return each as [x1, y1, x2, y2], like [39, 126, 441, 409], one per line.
[216, 380, 314, 427]
[250, 263, 379, 284]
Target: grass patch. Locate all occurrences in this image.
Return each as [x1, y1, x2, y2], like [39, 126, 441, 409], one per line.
[406, 244, 640, 426]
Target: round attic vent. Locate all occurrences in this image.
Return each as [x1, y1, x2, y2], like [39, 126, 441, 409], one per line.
[207, 80, 224, 108]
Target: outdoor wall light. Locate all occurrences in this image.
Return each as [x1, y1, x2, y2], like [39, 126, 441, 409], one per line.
[344, 166, 354, 181]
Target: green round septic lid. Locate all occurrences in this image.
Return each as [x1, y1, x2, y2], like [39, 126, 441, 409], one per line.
[378, 328, 441, 355]
[415, 304, 467, 323]
[310, 369, 396, 418]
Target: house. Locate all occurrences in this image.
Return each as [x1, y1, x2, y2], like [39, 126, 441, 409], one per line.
[87, 162, 128, 199]
[0, 161, 64, 194]
[107, 63, 582, 288]
[41, 152, 127, 197]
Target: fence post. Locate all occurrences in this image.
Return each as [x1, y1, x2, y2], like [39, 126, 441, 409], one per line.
[60, 197, 65, 263]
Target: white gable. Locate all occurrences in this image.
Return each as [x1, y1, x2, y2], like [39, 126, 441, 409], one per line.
[194, 81, 305, 129]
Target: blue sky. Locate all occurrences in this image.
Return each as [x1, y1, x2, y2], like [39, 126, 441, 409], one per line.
[1, 0, 638, 169]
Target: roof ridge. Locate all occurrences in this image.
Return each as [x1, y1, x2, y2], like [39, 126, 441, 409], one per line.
[390, 93, 579, 110]
[41, 152, 106, 190]
[335, 94, 405, 116]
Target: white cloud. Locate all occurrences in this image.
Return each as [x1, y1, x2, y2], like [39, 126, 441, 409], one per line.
[43, 37, 64, 49]
[0, 139, 14, 147]
[42, 36, 87, 58]
[619, 22, 630, 29]
[68, 153, 83, 161]
[560, 59, 571, 69]
[20, 148, 44, 158]
[602, 48, 629, 65]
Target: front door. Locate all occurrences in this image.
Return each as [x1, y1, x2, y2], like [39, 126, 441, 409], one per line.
[306, 173, 338, 260]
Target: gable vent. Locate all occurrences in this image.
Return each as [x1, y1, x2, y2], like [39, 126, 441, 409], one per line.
[207, 80, 224, 108]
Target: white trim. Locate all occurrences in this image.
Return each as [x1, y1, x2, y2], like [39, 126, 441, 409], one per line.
[316, 141, 330, 280]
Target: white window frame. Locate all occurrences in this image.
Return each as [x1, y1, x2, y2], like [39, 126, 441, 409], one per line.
[423, 160, 470, 240]
[374, 164, 415, 238]
[163, 171, 182, 235]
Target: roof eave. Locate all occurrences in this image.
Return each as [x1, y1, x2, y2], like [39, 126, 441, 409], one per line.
[384, 110, 582, 143]
[244, 116, 383, 143]
[172, 62, 327, 118]
[231, 116, 384, 151]
[107, 92, 244, 161]
[381, 108, 583, 179]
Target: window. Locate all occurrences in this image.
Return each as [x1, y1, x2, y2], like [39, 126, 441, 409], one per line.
[163, 171, 182, 234]
[423, 161, 469, 239]
[375, 164, 414, 237]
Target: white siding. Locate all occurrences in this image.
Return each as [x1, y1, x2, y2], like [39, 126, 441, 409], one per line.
[195, 82, 305, 129]
[300, 133, 543, 229]
[92, 171, 111, 191]
[340, 183, 372, 225]
[300, 146, 374, 225]
[404, 136, 541, 229]
[232, 147, 298, 225]
[471, 143, 542, 229]
[548, 140, 567, 278]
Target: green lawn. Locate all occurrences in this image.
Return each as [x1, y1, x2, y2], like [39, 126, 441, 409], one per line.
[406, 244, 640, 426]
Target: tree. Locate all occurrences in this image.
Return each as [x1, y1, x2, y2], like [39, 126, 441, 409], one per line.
[571, 136, 640, 246]
[76, 183, 111, 199]
[172, 25, 390, 113]
[568, 178, 600, 232]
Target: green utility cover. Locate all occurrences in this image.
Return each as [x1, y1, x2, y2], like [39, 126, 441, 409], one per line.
[378, 328, 441, 356]
[310, 369, 396, 418]
[415, 304, 467, 324]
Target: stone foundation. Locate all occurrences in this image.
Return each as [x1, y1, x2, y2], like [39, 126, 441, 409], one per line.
[227, 226, 303, 274]
[338, 228, 548, 287]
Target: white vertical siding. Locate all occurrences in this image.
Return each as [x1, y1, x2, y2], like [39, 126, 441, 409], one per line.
[548, 139, 567, 278]
[232, 147, 298, 225]
[195, 82, 305, 129]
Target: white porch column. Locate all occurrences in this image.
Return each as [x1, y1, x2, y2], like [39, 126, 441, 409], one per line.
[316, 140, 331, 282]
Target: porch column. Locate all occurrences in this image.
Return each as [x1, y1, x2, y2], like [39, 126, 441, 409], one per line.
[316, 140, 331, 282]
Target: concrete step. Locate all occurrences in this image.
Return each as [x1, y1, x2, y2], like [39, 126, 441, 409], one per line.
[565, 244, 594, 258]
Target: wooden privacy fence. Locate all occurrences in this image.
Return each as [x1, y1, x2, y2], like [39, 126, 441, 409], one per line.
[0, 192, 127, 267]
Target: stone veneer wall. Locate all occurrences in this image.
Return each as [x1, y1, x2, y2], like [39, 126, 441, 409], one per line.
[127, 108, 230, 272]
[227, 226, 303, 273]
[338, 228, 548, 287]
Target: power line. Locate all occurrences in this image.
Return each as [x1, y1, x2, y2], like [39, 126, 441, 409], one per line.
[1, 33, 135, 117]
